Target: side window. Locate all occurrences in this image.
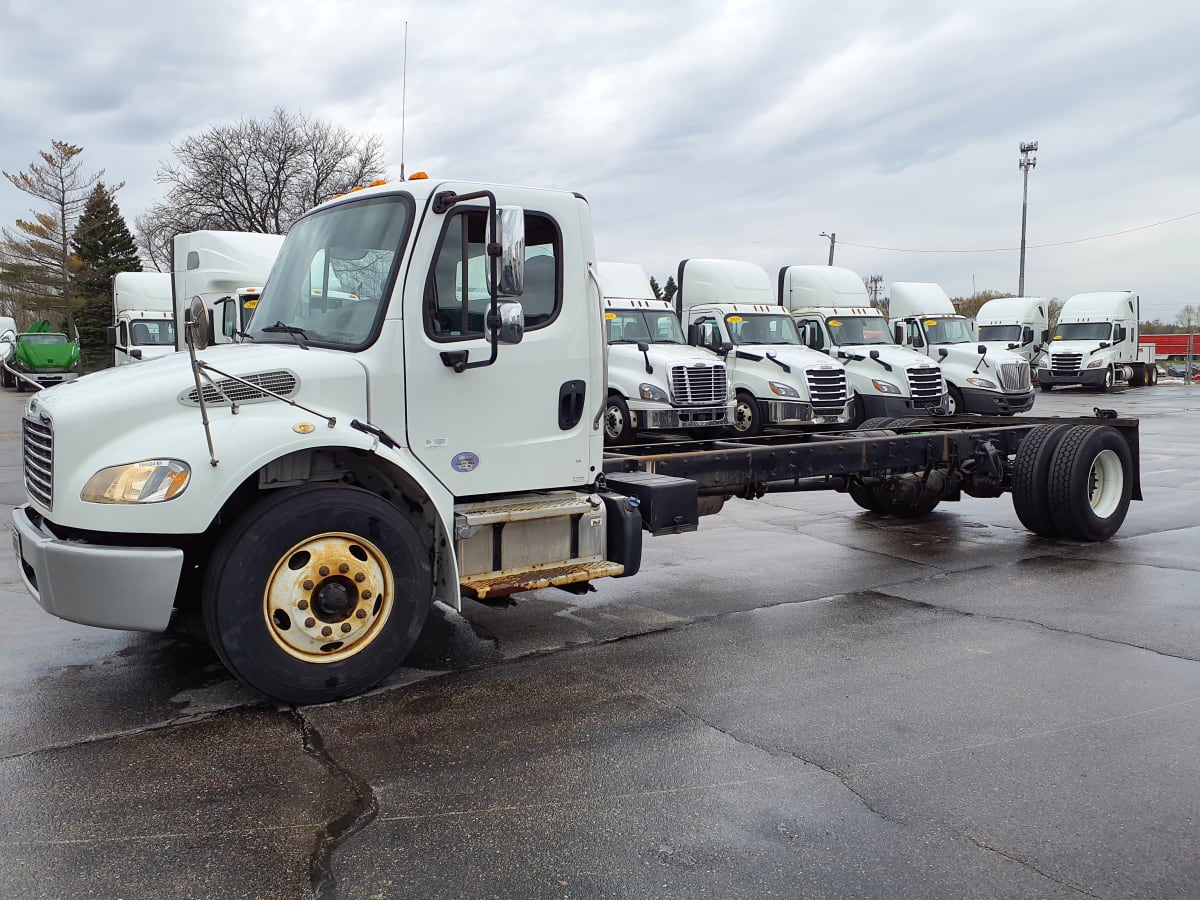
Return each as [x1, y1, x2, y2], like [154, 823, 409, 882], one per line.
[800, 319, 823, 350]
[425, 209, 561, 341]
[907, 322, 924, 347]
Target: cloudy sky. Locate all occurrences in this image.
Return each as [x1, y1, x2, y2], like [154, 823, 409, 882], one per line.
[3, 0, 1198, 321]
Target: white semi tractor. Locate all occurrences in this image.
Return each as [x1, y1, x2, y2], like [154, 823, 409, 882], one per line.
[599, 262, 733, 444]
[675, 258, 852, 436]
[975, 297, 1050, 368]
[1037, 291, 1156, 391]
[12, 176, 1143, 705]
[172, 231, 286, 347]
[889, 282, 1035, 416]
[109, 272, 176, 367]
[778, 265, 947, 424]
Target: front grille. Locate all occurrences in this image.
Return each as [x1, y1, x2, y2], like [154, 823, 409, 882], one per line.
[182, 370, 299, 406]
[997, 360, 1031, 392]
[905, 366, 944, 407]
[805, 367, 849, 412]
[23, 417, 53, 509]
[1051, 353, 1082, 376]
[669, 364, 727, 405]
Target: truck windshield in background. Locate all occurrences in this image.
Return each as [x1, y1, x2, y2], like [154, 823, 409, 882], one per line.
[923, 318, 977, 343]
[724, 313, 800, 345]
[826, 316, 892, 346]
[978, 324, 1021, 342]
[130, 320, 176, 346]
[606, 310, 686, 344]
[247, 195, 413, 349]
[1055, 322, 1113, 341]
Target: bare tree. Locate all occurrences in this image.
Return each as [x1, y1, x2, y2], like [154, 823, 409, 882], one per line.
[137, 108, 386, 269]
[1, 141, 106, 332]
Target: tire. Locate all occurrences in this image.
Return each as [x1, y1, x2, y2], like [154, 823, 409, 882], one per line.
[0, 368, 10, 389]
[16, 376, 27, 393]
[1039, 383, 1053, 393]
[728, 391, 764, 437]
[1149, 366, 1158, 386]
[858, 417, 897, 430]
[1102, 367, 1114, 392]
[847, 480, 885, 512]
[1011, 423, 1074, 537]
[202, 484, 432, 705]
[604, 393, 633, 446]
[1046, 425, 1133, 542]
[845, 395, 865, 428]
[945, 384, 965, 415]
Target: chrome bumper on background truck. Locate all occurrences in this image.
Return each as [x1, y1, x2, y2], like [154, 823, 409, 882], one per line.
[634, 404, 731, 430]
[11, 505, 182, 632]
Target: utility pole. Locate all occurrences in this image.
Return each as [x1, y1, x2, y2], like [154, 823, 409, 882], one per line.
[865, 274, 883, 306]
[1018, 141, 1038, 297]
[820, 232, 836, 266]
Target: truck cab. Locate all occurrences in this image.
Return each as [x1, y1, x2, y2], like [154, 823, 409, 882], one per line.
[779, 265, 947, 423]
[889, 282, 1035, 415]
[975, 297, 1049, 368]
[675, 258, 850, 436]
[1038, 291, 1150, 390]
[599, 262, 733, 444]
[109, 272, 177, 367]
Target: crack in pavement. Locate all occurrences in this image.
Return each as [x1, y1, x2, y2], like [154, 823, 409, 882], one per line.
[960, 832, 1103, 898]
[289, 709, 378, 900]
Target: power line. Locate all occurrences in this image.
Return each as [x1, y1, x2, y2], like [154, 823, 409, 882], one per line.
[837, 210, 1200, 254]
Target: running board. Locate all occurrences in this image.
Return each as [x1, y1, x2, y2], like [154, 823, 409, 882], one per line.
[462, 560, 625, 600]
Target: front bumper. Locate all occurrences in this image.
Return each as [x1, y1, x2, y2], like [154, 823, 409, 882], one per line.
[763, 398, 854, 426]
[11, 505, 183, 632]
[860, 394, 949, 419]
[961, 387, 1036, 414]
[1037, 368, 1108, 388]
[633, 403, 732, 430]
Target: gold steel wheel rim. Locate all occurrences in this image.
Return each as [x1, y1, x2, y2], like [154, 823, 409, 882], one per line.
[263, 532, 394, 664]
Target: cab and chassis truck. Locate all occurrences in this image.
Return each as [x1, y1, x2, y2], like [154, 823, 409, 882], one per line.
[11, 177, 1143, 705]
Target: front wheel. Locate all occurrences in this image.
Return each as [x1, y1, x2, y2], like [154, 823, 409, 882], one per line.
[1102, 366, 1115, 392]
[604, 394, 633, 446]
[202, 485, 432, 705]
[945, 384, 964, 415]
[728, 391, 764, 437]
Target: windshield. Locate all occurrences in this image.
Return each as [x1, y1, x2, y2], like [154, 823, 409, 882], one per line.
[826, 315, 892, 346]
[606, 309, 685, 344]
[246, 195, 412, 348]
[20, 334, 69, 344]
[724, 313, 799, 345]
[978, 324, 1022, 342]
[130, 319, 176, 346]
[922, 317, 976, 344]
[1054, 322, 1112, 342]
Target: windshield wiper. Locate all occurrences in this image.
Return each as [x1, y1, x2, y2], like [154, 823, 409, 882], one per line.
[261, 322, 309, 350]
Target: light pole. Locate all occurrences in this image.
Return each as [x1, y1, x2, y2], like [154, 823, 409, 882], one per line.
[820, 232, 836, 266]
[1018, 141, 1038, 297]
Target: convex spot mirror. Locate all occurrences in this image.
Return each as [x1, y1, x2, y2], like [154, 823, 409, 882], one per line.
[494, 300, 524, 345]
[186, 296, 211, 351]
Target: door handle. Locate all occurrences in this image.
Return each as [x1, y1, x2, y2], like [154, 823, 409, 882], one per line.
[558, 380, 586, 430]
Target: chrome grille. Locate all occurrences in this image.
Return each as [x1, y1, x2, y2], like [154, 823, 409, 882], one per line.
[182, 370, 298, 406]
[805, 367, 849, 412]
[669, 364, 727, 405]
[23, 416, 53, 509]
[905, 366, 944, 407]
[1051, 353, 1082, 376]
[997, 360, 1031, 392]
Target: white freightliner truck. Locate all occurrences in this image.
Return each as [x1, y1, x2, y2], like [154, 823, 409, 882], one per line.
[109, 272, 176, 366]
[12, 177, 1144, 705]
[975, 297, 1050, 368]
[889, 282, 1035, 416]
[778, 265, 947, 424]
[172, 231, 286, 347]
[674, 258, 851, 436]
[1037, 291, 1156, 391]
[598, 262, 733, 444]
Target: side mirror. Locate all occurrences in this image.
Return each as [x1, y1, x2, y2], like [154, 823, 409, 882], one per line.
[215, 295, 237, 338]
[494, 206, 525, 297]
[977, 344, 987, 355]
[1041, 329, 1049, 343]
[636, 340, 650, 353]
[893, 323, 905, 344]
[1022, 326, 1035, 344]
[718, 341, 734, 356]
[130, 348, 143, 360]
[938, 347, 949, 360]
[696, 322, 721, 351]
[869, 349, 880, 359]
[494, 299, 524, 344]
[106, 325, 119, 348]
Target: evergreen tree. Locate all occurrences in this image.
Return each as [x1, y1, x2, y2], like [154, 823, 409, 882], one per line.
[661, 276, 678, 303]
[71, 183, 141, 367]
[649, 276, 662, 300]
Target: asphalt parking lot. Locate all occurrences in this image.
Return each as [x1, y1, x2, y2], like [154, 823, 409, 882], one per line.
[2, 383, 1198, 899]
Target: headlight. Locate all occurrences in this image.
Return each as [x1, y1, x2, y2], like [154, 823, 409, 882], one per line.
[769, 381, 799, 398]
[639, 383, 669, 402]
[871, 379, 902, 395]
[81, 459, 191, 504]
[1087, 358, 1105, 368]
[966, 377, 997, 389]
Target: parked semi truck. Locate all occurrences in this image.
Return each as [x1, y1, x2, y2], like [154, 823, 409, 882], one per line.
[4, 321, 81, 391]
[778, 265, 947, 424]
[598, 262, 733, 444]
[12, 176, 1142, 705]
[172, 231, 286, 347]
[109, 272, 176, 367]
[975, 296, 1049, 368]
[674, 258, 852, 436]
[1038, 291, 1156, 390]
[889, 282, 1035, 415]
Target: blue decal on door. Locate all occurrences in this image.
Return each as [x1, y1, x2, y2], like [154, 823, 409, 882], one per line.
[451, 451, 480, 473]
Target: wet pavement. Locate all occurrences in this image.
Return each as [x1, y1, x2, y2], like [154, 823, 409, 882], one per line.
[1, 383, 1198, 898]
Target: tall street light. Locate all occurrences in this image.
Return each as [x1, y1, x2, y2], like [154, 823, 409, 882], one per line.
[1018, 141, 1038, 297]
[820, 232, 836, 266]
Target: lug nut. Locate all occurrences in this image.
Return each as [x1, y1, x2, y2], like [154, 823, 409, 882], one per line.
[305, 617, 316, 628]
[356, 609, 367, 619]
[321, 626, 333, 637]
[339, 563, 349, 574]
[354, 573, 366, 583]
[303, 580, 314, 591]
[361, 590, 372, 600]
[298, 599, 309, 611]
[319, 566, 330, 577]
[341, 623, 352, 633]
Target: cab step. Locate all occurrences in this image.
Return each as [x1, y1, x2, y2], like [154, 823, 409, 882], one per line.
[461, 560, 625, 600]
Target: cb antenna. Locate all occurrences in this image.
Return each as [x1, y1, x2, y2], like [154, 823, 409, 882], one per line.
[400, 21, 408, 181]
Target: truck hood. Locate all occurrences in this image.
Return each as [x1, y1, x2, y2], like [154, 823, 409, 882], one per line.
[935, 343, 1025, 374]
[835, 344, 936, 371]
[609, 343, 720, 370]
[16, 339, 80, 371]
[1046, 340, 1107, 357]
[733, 344, 840, 372]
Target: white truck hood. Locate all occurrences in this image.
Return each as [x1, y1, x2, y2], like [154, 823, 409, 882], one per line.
[609, 342, 719, 370]
[836, 344, 938, 371]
